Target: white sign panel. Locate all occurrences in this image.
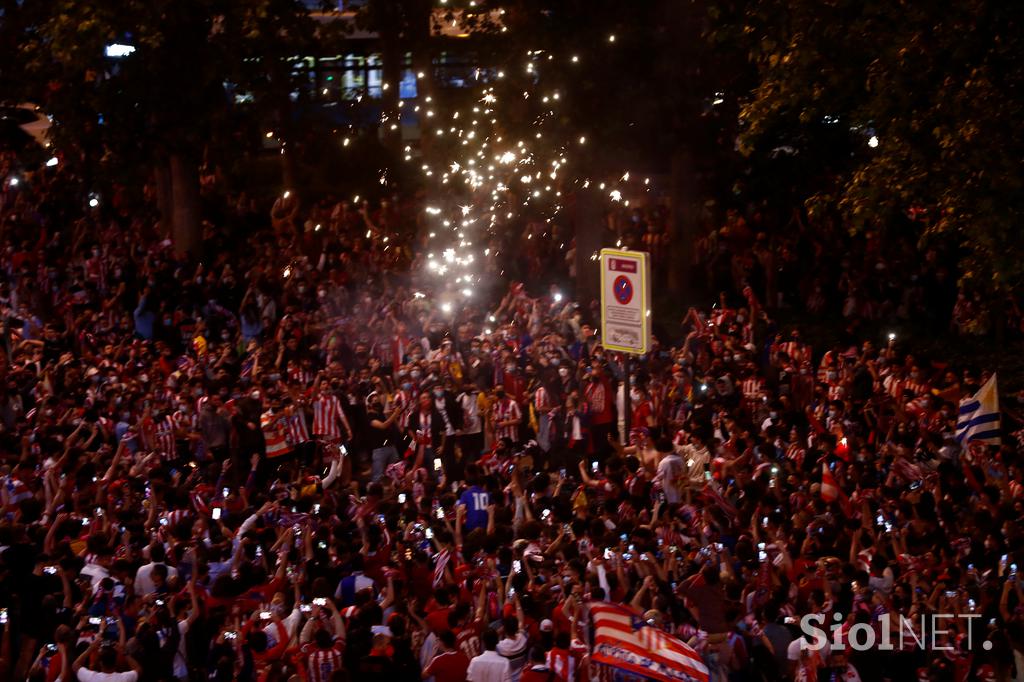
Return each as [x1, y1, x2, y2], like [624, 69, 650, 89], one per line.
[599, 248, 651, 355]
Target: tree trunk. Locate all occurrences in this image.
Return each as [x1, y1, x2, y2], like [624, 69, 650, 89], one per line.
[379, 2, 403, 153]
[574, 186, 604, 309]
[170, 153, 201, 257]
[667, 146, 697, 299]
[408, 0, 436, 158]
[154, 161, 174, 238]
[280, 97, 298, 193]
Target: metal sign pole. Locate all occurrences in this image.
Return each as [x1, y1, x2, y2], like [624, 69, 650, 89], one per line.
[623, 354, 631, 443]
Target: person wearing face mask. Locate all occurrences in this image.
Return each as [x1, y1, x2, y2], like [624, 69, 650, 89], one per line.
[392, 371, 417, 432]
[199, 396, 231, 461]
[761, 401, 784, 432]
[457, 381, 486, 463]
[584, 366, 614, 465]
[531, 380, 557, 453]
[824, 400, 846, 432]
[310, 376, 353, 444]
[432, 381, 463, 479]
[556, 364, 576, 396]
[501, 359, 526, 404]
[790, 361, 816, 410]
[408, 390, 446, 475]
[629, 385, 655, 445]
[903, 365, 930, 398]
[552, 392, 589, 471]
[468, 341, 496, 391]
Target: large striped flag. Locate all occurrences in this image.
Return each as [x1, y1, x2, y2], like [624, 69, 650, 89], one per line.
[588, 602, 708, 682]
[261, 411, 294, 458]
[821, 462, 840, 503]
[700, 481, 737, 520]
[957, 375, 1000, 445]
[821, 462, 852, 516]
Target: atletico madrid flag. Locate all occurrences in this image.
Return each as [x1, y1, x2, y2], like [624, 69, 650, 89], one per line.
[821, 462, 852, 516]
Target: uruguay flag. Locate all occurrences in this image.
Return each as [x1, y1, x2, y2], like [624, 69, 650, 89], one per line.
[956, 374, 1000, 445]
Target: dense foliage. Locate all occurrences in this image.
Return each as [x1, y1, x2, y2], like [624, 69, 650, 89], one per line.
[733, 0, 1024, 291]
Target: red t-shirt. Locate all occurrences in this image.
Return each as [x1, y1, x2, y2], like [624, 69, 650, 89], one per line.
[455, 619, 483, 659]
[424, 650, 470, 682]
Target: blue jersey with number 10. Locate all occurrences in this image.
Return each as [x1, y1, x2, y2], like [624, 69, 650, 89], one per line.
[459, 486, 489, 530]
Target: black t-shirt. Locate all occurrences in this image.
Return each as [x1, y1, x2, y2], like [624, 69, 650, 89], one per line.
[367, 409, 401, 450]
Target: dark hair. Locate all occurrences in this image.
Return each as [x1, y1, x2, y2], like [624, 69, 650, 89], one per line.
[99, 645, 118, 669]
[315, 629, 334, 649]
[247, 629, 269, 653]
[439, 630, 457, 648]
[482, 628, 499, 651]
[502, 615, 519, 636]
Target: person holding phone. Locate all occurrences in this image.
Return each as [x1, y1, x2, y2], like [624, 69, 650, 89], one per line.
[408, 391, 446, 475]
[367, 392, 402, 482]
[73, 618, 141, 682]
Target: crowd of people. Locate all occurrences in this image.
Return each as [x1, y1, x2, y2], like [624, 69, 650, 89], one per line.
[0, 152, 1022, 682]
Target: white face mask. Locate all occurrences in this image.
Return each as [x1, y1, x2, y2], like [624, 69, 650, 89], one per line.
[558, 367, 570, 377]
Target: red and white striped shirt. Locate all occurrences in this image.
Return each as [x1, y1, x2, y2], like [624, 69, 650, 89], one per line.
[302, 640, 345, 682]
[883, 374, 905, 400]
[312, 394, 351, 441]
[534, 386, 555, 414]
[492, 398, 521, 442]
[288, 366, 316, 387]
[827, 383, 846, 401]
[286, 409, 311, 446]
[457, 622, 483, 660]
[903, 379, 928, 397]
[785, 443, 805, 467]
[740, 377, 764, 403]
[433, 547, 453, 587]
[393, 389, 415, 430]
[155, 416, 177, 458]
[160, 509, 192, 528]
[547, 646, 577, 681]
[777, 341, 807, 364]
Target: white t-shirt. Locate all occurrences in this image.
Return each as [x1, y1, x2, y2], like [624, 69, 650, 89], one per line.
[496, 632, 529, 682]
[459, 392, 483, 434]
[134, 562, 178, 595]
[467, 650, 512, 682]
[676, 444, 710, 484]
[656, 453, 685, 504]
[173, 620, 190, 679]
[80, 563, 110, 590]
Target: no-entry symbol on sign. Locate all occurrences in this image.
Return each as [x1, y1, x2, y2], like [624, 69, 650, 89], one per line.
[613, 275, 633, 304]
[599, 249, 650, 355]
